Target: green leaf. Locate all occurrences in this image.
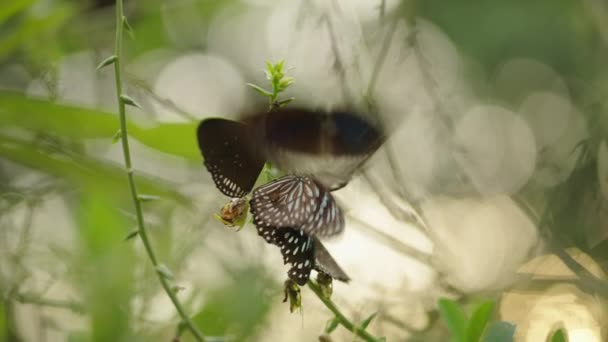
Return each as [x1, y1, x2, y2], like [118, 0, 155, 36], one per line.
[466, 301, 495, 342]
[120, 94, 141, 108]
[192, 267, 278, 339]
[172, 285, 185, 293]
[325, 316, 340, 334]
[137, 194, 161, 202]
[112, 130, 122, 143]
[276, 97, 295, 107]
[123, 229, 139, 241]
[0, 91, 201, 160]
[278, 77, 295, 89]
[482, 321, 515, 342]
[0, 4, 73, 57]
[548, 327, 568, 342]
[122, 15, 135, 39]
[96, 55, 117, 70]
[77, 190, 135, 341]
[156, 264, 174, 280]
[246, 83, 273, 97]
[438, 298, 468, 342]
[265, 60, 273, 70]
[0, 134, 189, 204]
[360, 311, 378, 330]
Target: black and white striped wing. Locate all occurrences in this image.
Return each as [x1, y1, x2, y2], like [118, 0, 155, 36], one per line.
[299, 190, 344, 237]
[250, 175, 344, 237]
[250, 175, 317, 227]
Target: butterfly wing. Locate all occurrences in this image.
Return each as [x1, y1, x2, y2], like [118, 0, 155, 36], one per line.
[250, 175, 317, 227]
[242, 108, 385, 189]
[197, 118, 265, 198]
[299, 185, 344, 237]
[313, 238, 350, 282]
[243, 108, 384, 156]
[254, 223, 349, 284]
[254, 220, 278, 244]
[250, 175, 344, 237]
[274, 227, 315, 286]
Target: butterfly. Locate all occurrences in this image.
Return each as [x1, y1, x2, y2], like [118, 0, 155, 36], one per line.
[196, 118, 265, 198]
[255, 223, 350, 285]
[249, 174, 344, 238]
[242, 108, 385, 190]
[197, 108, 385, 196]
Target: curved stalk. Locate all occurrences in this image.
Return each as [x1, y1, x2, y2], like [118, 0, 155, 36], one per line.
[111, 1, 205, 340]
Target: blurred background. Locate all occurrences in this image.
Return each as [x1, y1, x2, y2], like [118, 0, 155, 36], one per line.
[1, 0, 608, 341]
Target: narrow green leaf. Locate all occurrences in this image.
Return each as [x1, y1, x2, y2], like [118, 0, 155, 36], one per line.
[277, 97, 295, 107]
[122, 15, 134, 38]
[482, 321, 515, 342]
[96, 55, 117, 70]
[466, 301, 495, 342]
[119, 94, 141, 109]
[123, 229, 139, 241]
[0, 91, 201, 161]
[156, 264, 174, 280]
[246, 83, 273, 97]
[278, 77, 295, 89]
[112, 130, 122, 144]
[172, 285, 185, 293]
[548, 327, 568, 342]
[264, 69, 272, 81]
[137, 194, 160, 202]
[325, 316, 339, 334]
[438, 298, 468, 342]
[360, 312, 378, 330]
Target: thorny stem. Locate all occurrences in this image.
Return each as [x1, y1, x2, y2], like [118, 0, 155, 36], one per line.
[307, 280, 383, 342]
[111, 1, 205, 340]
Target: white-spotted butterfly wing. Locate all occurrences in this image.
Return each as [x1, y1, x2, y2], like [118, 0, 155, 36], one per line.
[197, 118, 265, 198]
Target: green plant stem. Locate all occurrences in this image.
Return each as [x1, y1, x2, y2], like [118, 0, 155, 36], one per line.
[111, 1, 205, 341]
[307, 280, 383, 342]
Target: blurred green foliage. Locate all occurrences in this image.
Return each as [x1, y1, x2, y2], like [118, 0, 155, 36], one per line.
[77, 190, 135, 341]
[438, 298, 517, 342]
[421, 0, 596, 78]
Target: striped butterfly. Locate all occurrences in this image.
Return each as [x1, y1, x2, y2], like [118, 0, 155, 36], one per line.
[255, 223, 349, 285]
[249, 175, 344, 238]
